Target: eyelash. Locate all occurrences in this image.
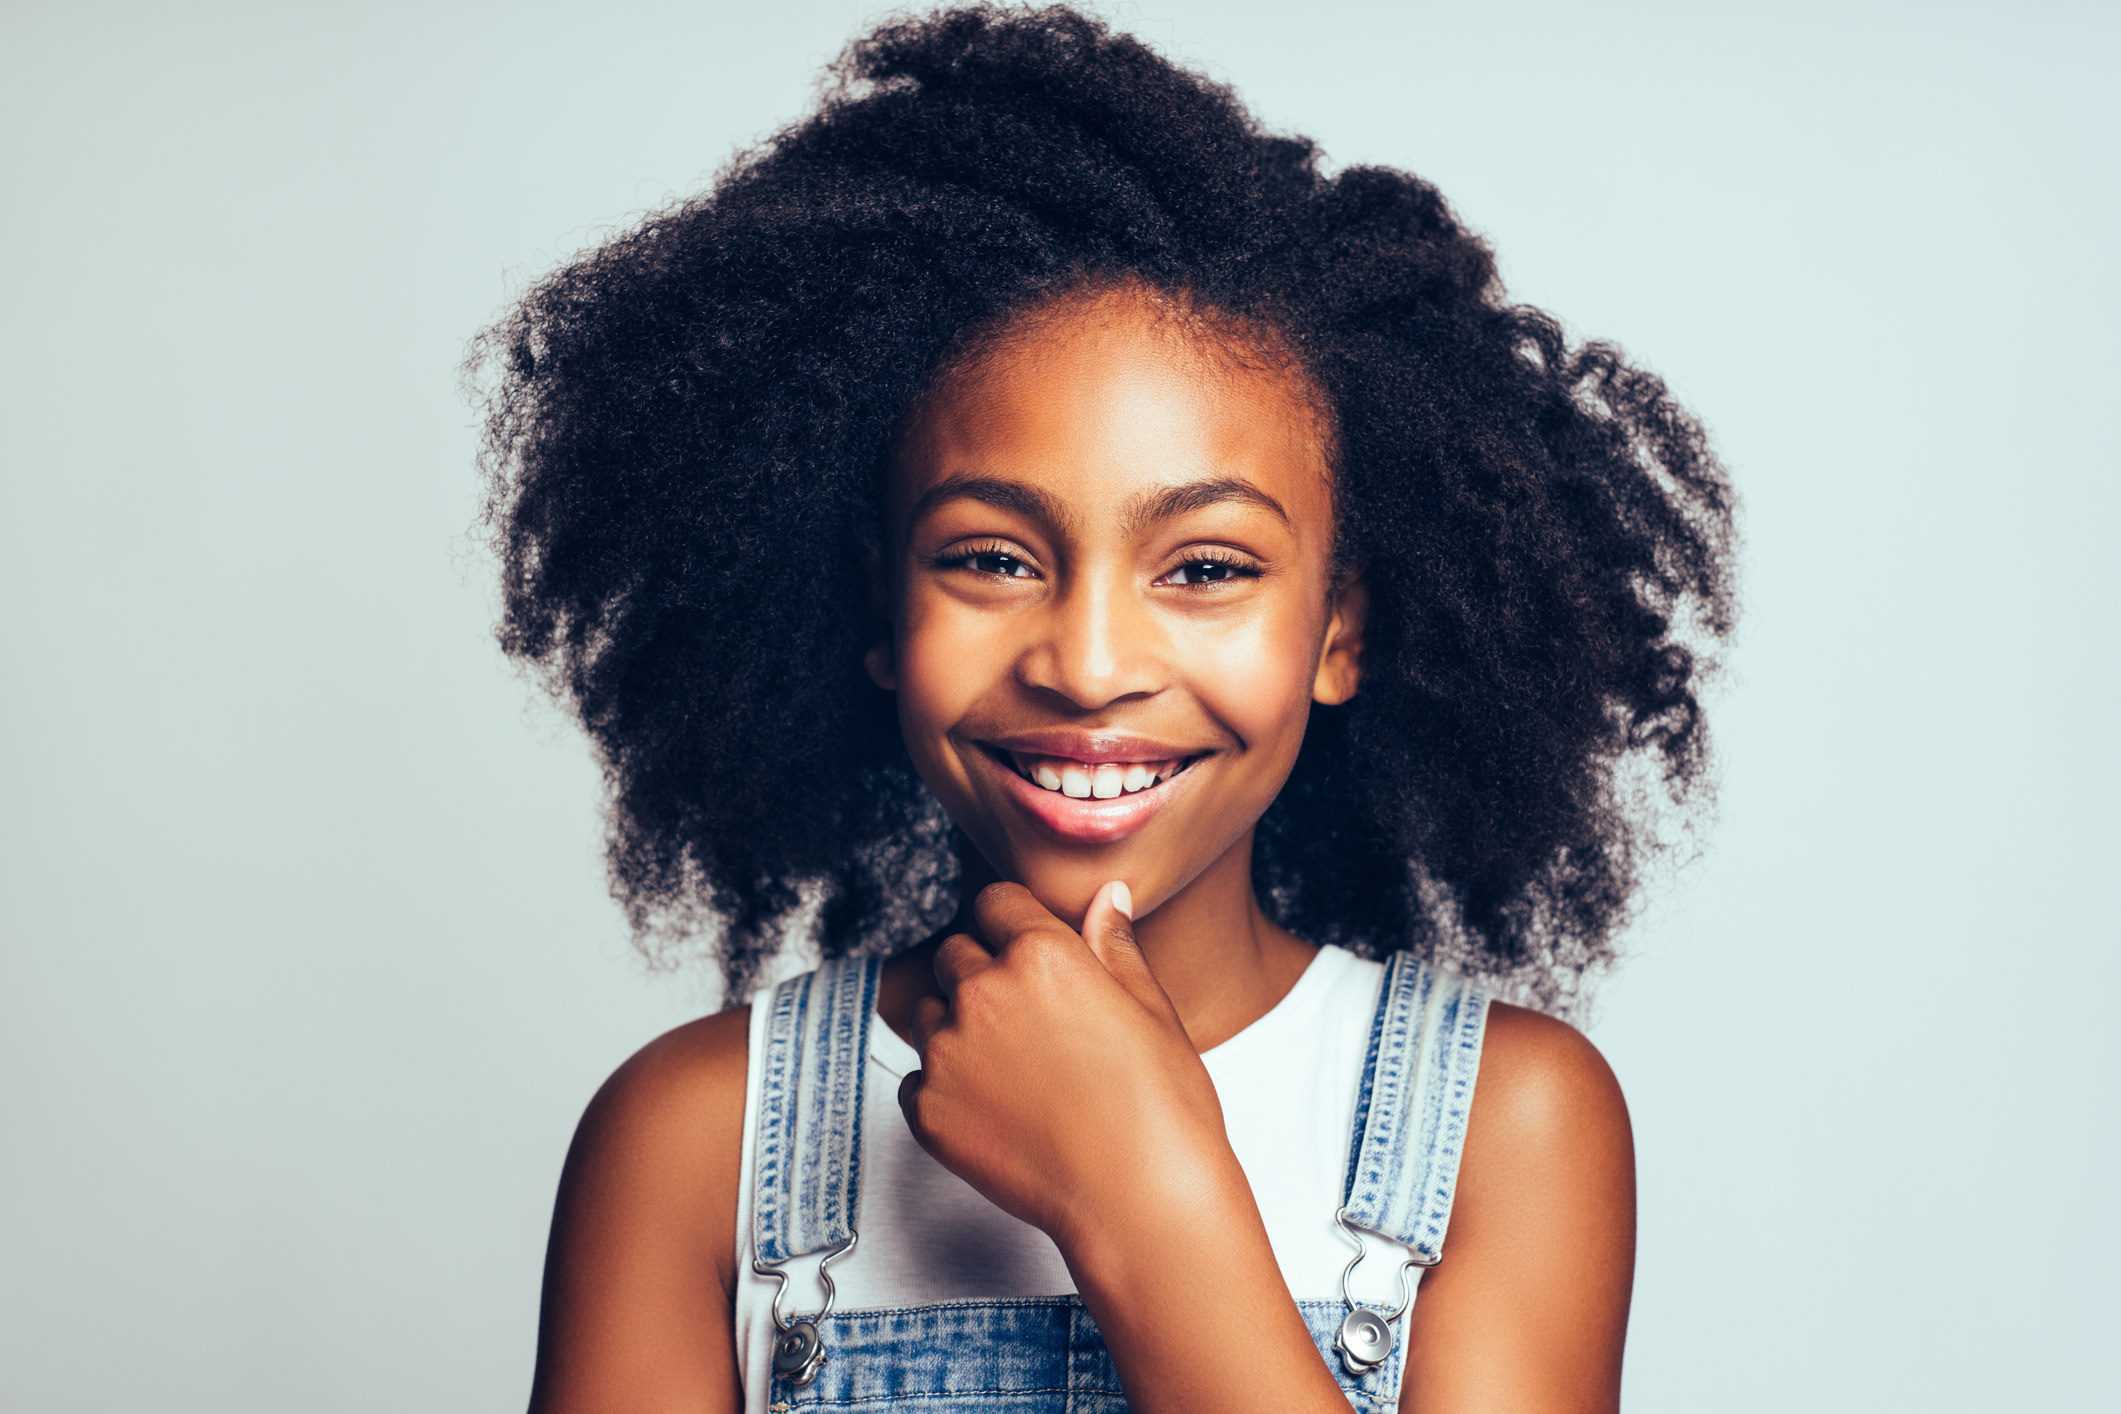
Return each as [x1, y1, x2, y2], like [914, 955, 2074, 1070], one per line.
[1157, 549, 1262, 586]
[933, 541, 1039, 580]
[932, 542, 1263, 586]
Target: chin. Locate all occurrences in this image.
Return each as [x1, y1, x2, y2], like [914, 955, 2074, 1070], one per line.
[988, 853, 1123, 928]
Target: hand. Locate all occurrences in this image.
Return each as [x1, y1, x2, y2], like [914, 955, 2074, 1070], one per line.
[897, 881, 1244, 1256]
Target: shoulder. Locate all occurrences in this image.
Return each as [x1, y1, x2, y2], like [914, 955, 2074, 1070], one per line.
[1469, 1000, 1633, 1171]
[1447, 996, 1635, 1276]
[553, 1003, 755, 1294]
[583, 1003, 753, 1134]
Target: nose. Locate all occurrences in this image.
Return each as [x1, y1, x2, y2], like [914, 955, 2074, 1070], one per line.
[1015, 568, 1167, 711]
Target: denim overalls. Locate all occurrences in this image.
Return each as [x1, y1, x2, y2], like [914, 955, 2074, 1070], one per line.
[747, 951, 1488, 1412]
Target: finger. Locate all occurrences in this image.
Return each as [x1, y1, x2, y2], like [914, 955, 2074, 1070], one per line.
[931, 930, 995, 998]
[896, 1070, 953, 1165]
[969, 880, 1071, 953]
[1080, 880, 1184, 1025]
[896, 1069, 929, 1140]
[908, 994, 950, 1053]
[1076, 879, 1132, 973]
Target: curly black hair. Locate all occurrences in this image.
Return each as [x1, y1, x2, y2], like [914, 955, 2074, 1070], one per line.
[471, 3, 1736, 1007]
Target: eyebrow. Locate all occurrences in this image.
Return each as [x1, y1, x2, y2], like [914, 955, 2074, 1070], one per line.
[906, 473, 1289, 537]
[1122, 477, 1290, 533]
[906, 475, 1075, 535]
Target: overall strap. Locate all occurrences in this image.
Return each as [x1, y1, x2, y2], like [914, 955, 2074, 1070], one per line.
[751, 955, 882, 1266]
[1341, 952, 1490, 1262]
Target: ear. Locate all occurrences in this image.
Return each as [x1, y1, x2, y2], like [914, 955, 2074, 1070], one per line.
[1311, 573, 1367, 706]
[864, 636, 897, 691]
[863, 557, 897, 691]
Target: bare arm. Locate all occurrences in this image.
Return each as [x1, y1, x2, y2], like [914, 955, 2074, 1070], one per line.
[1399, 1002, 1637, 1413]
[526, 1007, 751, 1414]
[523, 946, 1633, 1414]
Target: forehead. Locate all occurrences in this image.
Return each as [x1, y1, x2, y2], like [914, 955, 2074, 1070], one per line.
[891, 290, 1335, 534]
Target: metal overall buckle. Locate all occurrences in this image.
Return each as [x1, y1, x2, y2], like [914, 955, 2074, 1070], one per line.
[752, 1233, 858, 1386]
[1331, 1206, 1436, 1375]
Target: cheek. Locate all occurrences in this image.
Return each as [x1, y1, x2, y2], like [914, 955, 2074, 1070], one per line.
[889, 594, 998, 766]
[1185, 601, 1323, 757]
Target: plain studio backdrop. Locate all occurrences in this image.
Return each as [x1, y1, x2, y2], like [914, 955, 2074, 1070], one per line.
[3, 1, 2115, 1408]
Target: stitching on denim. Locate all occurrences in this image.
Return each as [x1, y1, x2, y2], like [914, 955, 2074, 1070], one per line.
[1340, 960, 1489, 1261]
[804, 963, 845, 1244]
[753, 969, 809, 1264]
[836, 958, 881, 1240]
[1340, 955, 1392, 1206]
[1411, 976, 1487, 1256]
[1347, 955, 1425, 1236]
[821, 1296, 1083, 1317]
[759, 959, 881, 1262]
[791, 1302, 1386, 1403]
[783, 1389, 1108, 1409]
[798, 965, 837, 1248]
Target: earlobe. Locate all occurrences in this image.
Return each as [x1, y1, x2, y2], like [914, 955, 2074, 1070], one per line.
[1311, 575, 1368, 706]
[863, 559, 897, 690]
[864, 638, 897, 691]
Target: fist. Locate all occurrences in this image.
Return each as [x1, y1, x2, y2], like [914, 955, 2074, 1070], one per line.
[897, 881, 1241, 1254]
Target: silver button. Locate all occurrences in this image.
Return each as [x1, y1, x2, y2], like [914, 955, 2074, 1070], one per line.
[771, 1320, 828, 1385]
[1334, 1306, 1394, 1374]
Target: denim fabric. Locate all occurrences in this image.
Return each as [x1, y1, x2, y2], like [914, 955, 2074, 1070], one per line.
[754, 959, 881, 1264]
[749, 952, 1488, 1412]
[1341, 956, 1488, 1260]
[768, 1301, 1404, 1414]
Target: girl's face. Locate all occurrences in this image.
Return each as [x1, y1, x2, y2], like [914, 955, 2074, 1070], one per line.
[873, 289, 1363, 925]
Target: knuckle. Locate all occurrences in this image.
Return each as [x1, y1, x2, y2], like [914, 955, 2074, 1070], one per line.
[975, 880, 1026, 909]
[973, 881, 1035, 928]
[1012, 928, 1078, 978]
[934, 934, 983, 983]
[917, 1030, 952, 1071]
[951, 968, 1000, 1018]
[1014, 928, 1065, 961]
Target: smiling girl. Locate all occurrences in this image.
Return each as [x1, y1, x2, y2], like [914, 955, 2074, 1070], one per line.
[477, 7, 1734, 1412]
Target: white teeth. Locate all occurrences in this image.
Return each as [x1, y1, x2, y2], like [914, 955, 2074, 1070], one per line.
[1019, 754, 1190, 799]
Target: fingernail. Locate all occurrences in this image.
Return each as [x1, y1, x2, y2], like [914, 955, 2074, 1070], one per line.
[1110, 881, 1133, 920]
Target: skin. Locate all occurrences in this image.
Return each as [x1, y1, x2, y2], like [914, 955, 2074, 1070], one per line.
[527, 287, 1635, 1414]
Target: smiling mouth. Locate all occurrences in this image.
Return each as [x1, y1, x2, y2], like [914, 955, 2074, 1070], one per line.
[985, 747, 1202, 799]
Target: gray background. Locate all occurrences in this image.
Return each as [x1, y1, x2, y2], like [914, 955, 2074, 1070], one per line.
[3, 1, 2115, 1408]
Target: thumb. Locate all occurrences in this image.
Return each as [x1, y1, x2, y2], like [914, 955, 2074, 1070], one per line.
[1080, 881, 1181, 1024]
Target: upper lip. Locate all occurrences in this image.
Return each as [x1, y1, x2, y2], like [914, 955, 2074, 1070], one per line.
[974, 728, 1209, 764]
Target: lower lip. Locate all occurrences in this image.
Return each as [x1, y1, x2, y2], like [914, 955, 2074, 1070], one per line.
[981, 751, 1197, 844]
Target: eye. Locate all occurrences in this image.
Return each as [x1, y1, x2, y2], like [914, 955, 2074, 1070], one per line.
[936, 542, 1040, 580]
[1158, 553, 1261, 587]
[970, 552, 1034, 579]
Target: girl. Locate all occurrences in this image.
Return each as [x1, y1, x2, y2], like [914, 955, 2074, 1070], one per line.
[476, 7, 1734, 1411]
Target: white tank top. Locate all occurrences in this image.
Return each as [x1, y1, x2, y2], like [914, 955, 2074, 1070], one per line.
[731, 943, 1423, 1409]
